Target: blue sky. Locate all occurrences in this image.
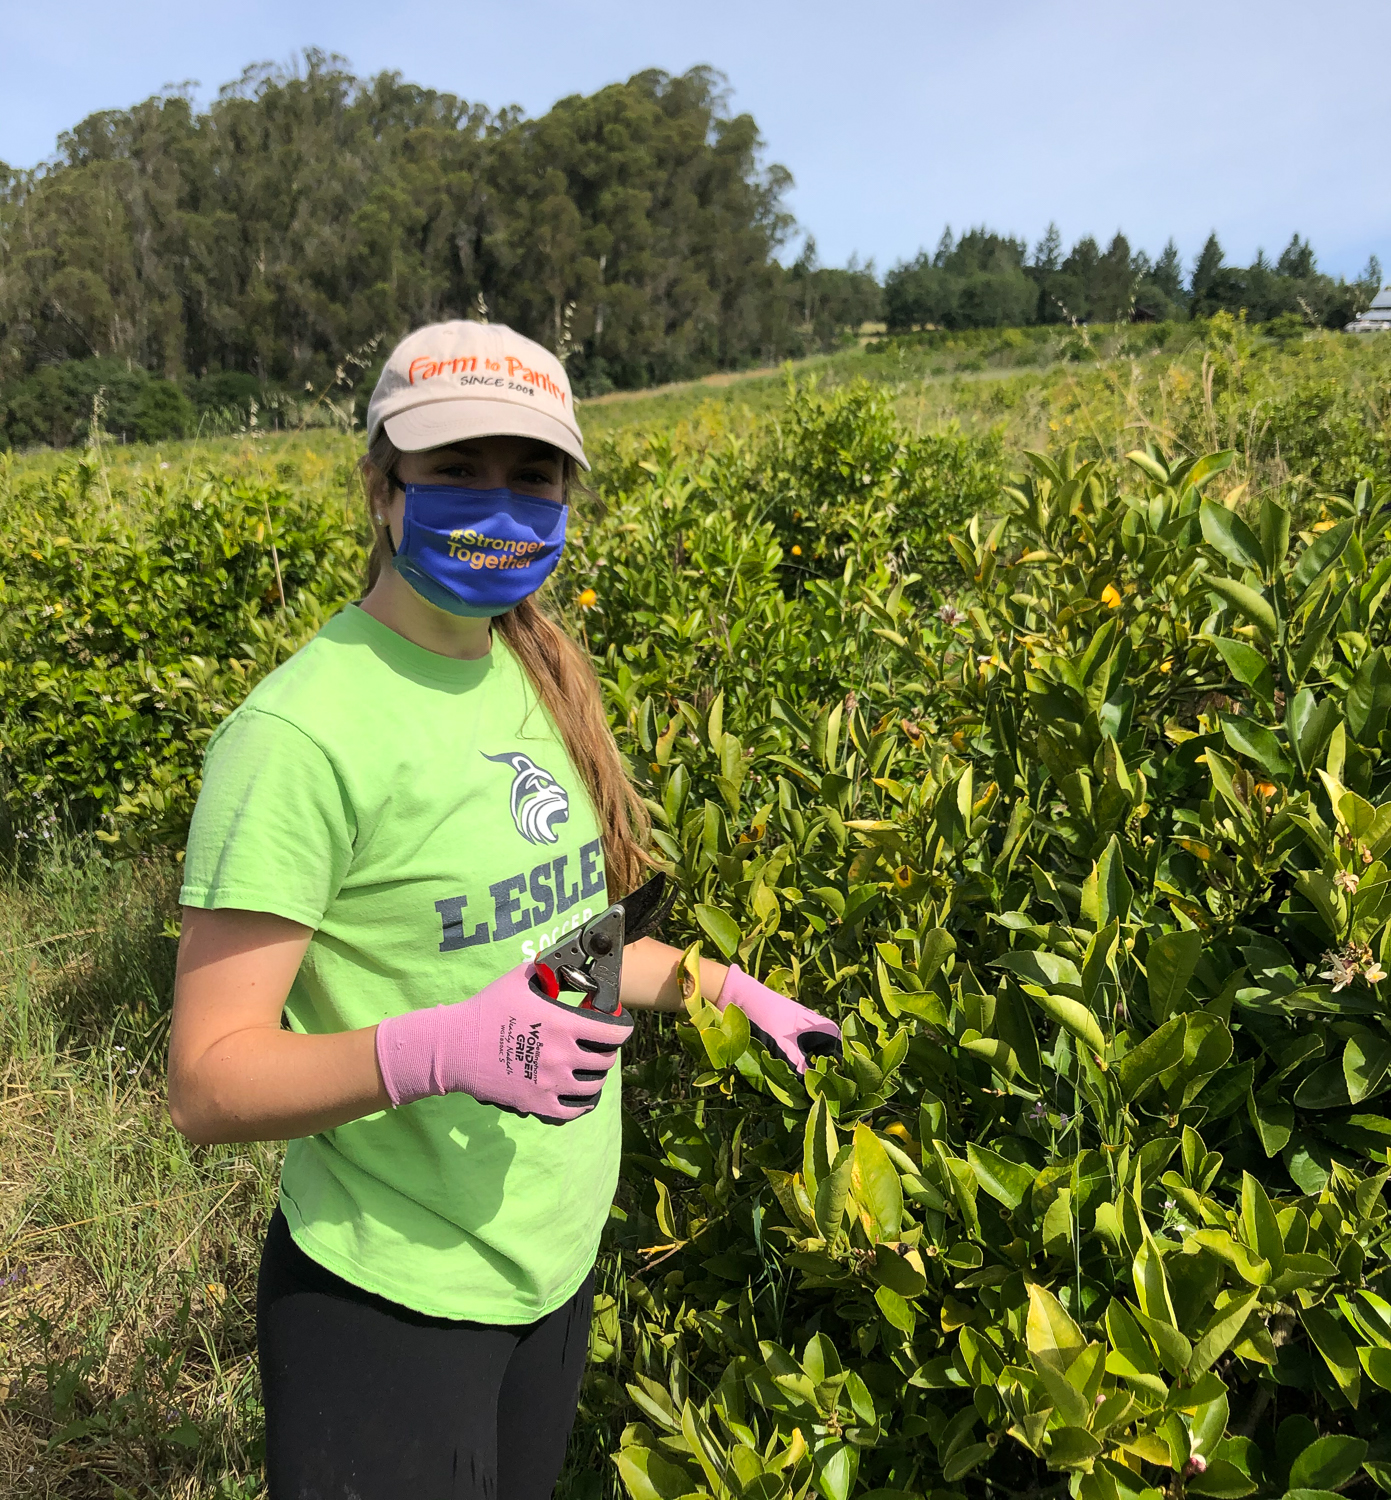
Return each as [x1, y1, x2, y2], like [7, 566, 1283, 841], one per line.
[4, 0, 1387, 282]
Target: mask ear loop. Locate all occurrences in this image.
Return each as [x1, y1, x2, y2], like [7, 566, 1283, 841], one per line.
[378, 471, 402, 558]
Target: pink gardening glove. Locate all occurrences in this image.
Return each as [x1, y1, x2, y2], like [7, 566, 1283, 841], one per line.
[375, 961, 634, 1124]
[716, 966, 841, 1075]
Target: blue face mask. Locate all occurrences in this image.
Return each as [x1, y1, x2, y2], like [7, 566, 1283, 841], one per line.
[390, 484, 568, 618]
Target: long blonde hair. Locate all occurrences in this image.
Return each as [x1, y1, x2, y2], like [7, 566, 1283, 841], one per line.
[360, 430, 650, 895]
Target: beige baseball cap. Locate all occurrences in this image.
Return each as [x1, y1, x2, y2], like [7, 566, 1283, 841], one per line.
[366, 320, 588, 470]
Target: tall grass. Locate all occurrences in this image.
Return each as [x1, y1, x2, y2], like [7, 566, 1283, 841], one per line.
[0, 845, 276, 1498]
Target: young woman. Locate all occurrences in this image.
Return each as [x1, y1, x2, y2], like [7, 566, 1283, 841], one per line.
[167, 320, 840, 1500]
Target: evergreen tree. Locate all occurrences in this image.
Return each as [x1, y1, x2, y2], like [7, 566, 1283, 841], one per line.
[1092, 232, 1134, 322]
[1190, 232, 1225, 301]
[1277, 234, 1316, 279]
[1031, 223, 1062, 273]
[1151, 240, 1184, 302]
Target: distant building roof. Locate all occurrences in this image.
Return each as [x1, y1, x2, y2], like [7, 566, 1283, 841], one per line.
[1346, 285, 1391, 332]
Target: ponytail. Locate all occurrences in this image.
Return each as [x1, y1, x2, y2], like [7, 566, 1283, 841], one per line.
[360, 432, 650, 895]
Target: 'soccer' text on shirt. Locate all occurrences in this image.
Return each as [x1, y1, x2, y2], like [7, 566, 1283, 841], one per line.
[434, 836, 607, 961]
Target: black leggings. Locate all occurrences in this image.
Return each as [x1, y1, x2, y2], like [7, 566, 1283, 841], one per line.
[257, 1209, 594, 1500]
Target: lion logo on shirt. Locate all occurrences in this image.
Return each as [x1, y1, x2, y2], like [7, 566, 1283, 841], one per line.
[483, 751, 571, 844]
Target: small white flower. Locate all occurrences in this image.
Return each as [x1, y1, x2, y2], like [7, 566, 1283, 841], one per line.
[1320, 958, 1355, 992]
[1336, 869, 1360, 894]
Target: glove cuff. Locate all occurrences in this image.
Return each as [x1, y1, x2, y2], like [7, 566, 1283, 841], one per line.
[714, 964, 754, 1011]
[376, 1006, 447, 1108]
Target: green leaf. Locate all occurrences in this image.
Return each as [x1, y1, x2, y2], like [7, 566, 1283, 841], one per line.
[918, 928, 957, 983]
[1359, 1346, 1391, 1390]
[1030, 991, 1107, 1056]
[1133, 1229, 1179, 1330]
[614, 1444, 701, 1500]
[694, 904, 741, 959]
[814, 1143, 854, 1241]
[1201, 501, 1266, 572]
[1187, 449, 1236, 490]
[1260, 497, 1292, 575]
[1300, 1305, 1362, 1406]
[1190, 1291, 1260, 1374]
[1127, 449, 1170, 484]
[942, 1443, 992, 1482]
[804, 1095, 837, 1197]
[991, 949, 1082, 991]
[1345, 1030, 1391, 1103]
[1347, 649, 1391, 747]
[1167, 1013, 1234, 1109]
[1048, 1427, 1104, 1470]
[814, 1441, 858, 1500]
[1119, 1016, 1188, 1102]
[1292, 517, 1353, 594]
[1026, 1282, 1086, 1373]
[1221, 714, 1294, 778]
[871, 1243, 926, 1297]
[1187, 1461, 1258, 1498]
[1288, 1436, 1368, 1492]
[1209, 636, 1275, 704]
[1241, 1172, 1285, 1275]
[1147, 930, 1203, 1020]
[966, 1143, 1033, 1210]
[852, 1125, 903, 1238]
[874, 1284, 915, 1333]
[1082, 919, 1121, 1007]
[1190, 1391, 1229, 1459]
[1095, 836, 1134, 927]
[1206, 575, 1278, 638]
[1105, 1298, 1163, 1382]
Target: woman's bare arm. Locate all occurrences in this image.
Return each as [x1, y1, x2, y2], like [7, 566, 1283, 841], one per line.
[168, 906, 389, 1146]
[619, 937, 729, 1012]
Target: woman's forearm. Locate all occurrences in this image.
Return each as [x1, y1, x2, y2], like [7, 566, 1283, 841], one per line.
[620, 937, 730, 1012]
[169, 1023, 390, 1145]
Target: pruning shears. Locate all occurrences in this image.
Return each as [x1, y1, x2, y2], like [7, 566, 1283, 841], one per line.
[531, 872, 673, 1015]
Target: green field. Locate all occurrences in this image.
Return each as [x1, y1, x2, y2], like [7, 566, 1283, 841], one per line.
[4, 325, 1391, 1499]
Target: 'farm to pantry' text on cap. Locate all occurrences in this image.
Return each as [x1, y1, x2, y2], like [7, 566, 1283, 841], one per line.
[366, 320, 588, 470]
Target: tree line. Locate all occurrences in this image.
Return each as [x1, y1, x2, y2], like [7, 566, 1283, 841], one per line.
[1, 54, 876, 447]
[883, 224, 1381, 334]
[0, 49, 1382, 450]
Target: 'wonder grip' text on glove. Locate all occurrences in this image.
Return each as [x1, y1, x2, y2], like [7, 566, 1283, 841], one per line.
[374, 962, 634, 1124]
[716, 966, 841, 1075]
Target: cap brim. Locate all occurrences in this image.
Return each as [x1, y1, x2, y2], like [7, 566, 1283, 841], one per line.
[383, 398, 589, 470]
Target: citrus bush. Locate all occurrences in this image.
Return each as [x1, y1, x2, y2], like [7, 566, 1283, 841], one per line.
[0, 451, 362, 851]
[574, 443, 1391, 1500]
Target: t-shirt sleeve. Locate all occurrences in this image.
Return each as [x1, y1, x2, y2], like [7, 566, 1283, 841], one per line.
[179, 708, 355, 929]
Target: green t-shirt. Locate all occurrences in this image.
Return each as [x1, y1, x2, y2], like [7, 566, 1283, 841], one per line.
[180, 604, 617, 1323]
